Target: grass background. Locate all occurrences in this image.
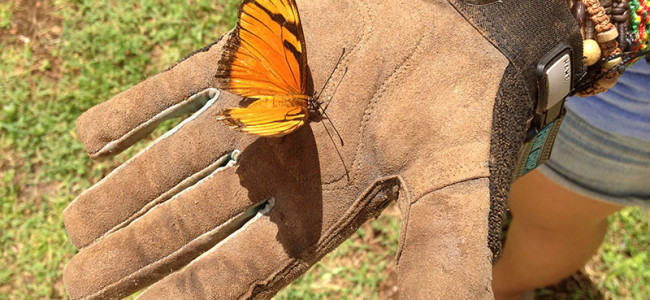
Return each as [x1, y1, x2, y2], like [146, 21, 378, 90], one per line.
[0, 0, 648, 299]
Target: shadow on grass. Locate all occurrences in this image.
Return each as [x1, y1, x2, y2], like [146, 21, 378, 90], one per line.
[537, 269, 604, 300]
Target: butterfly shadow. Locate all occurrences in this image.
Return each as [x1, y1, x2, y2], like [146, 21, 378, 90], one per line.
[235, 125, 324, 258]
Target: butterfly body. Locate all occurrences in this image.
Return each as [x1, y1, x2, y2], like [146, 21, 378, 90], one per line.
[216, 0, 313, 137]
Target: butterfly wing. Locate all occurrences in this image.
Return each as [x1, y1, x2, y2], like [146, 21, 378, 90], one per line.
[218, 97, 309, 137]
[215, 0, 310, 137]
[216, 0, 308, 98]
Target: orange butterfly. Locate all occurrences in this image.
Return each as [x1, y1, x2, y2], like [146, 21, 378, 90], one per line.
[215, 0, 314, 137]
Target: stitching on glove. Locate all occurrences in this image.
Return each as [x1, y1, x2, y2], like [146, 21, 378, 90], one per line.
[242, 175, 403, 299]
[414, 175, 490, 205]
[69, 89, 223, 246]
[353, 0, 373, 41]
[91, 88, 221, 158]
[259, 0, 372, 192]
[310, 0, 371, 105]
[395, 176, 489, 263]
[111, 150, 240, 233]
[324, 29, 431, 190]
[66, 90, 222, 238]
[311, 0, 371, 190]
[83, 151, 236, 249]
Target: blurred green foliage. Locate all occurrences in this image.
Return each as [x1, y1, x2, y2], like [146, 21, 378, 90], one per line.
[0, 2, 12, 29]
[0, 0, 647, 299]
[1, 0, 238, 298]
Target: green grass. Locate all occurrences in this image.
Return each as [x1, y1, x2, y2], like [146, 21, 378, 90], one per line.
[0, 0, 647, 299]
[596, 209, 650, 299]
[0, 2, 13, 29]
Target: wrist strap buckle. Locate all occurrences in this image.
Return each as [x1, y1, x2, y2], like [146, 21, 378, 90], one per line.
[513, 45, 573, 181]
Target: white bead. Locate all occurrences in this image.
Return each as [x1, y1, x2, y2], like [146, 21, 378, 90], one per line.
[583, 39, 601, 66]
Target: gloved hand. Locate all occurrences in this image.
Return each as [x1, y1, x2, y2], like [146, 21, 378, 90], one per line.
[62, 0, 582, 298]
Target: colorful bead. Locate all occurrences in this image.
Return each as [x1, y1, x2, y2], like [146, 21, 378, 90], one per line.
[575, 0, 623, 96]
[627, 0, 649, 64]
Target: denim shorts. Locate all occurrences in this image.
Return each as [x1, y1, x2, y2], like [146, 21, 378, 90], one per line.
[537, 109, 650, 211]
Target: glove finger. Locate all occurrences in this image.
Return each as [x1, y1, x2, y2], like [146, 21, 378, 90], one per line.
[64, 130, 319, 299]
[63, 90, 254, 249]
[63, 164, 263, 300]
[63, 130, 398, 299]
[136, 171, 399, 299]
[76, 37, 227, 159]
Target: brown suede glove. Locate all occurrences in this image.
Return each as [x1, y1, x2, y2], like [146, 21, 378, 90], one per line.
[63, 0, 583, 299]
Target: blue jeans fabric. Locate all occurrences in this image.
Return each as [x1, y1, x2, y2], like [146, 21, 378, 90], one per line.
[565, 62, 650, 142]
[538, 109, 650, 211]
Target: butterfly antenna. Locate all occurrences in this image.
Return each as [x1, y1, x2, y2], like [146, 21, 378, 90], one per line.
[320, 119, 350, 182]
[320, 63, 347, 145]
[318, 104, 344, 146]
[314, 48, 346, 104]
[323, 65, 348, 112]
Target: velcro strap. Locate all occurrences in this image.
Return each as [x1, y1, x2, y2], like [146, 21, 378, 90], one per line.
[513, 113, 565, 178]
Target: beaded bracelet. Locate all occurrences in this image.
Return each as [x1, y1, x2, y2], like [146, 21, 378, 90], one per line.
[570, 0, 649, 96]
[629, 0, 649, 51]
